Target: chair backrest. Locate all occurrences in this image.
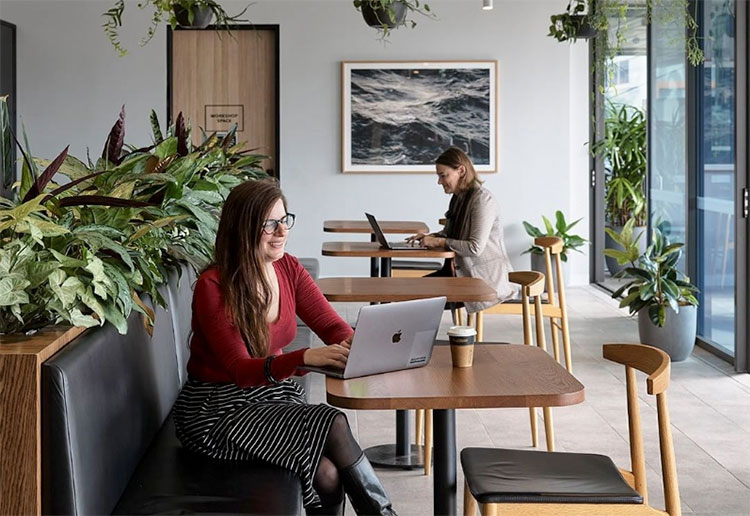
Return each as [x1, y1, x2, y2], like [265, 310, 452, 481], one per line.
[509, 271, 546, 349]
[534, 236, 565, 307]
[603, 343, 680, 516]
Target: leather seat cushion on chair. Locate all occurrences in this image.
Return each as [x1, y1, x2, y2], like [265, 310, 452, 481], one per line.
[461, 447, 643, 504]
[113, 416, 302, 515]
[503, 298, 550, 305]
[391, 260, 442, 270]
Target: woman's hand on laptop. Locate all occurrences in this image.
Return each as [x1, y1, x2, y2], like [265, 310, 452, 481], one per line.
[407, 233, 445, 248]
[405, 232, 427, 246]
[303, 344, 349, 369]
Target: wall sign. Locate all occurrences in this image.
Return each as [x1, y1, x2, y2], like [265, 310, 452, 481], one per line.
[205, 104, 245, 132]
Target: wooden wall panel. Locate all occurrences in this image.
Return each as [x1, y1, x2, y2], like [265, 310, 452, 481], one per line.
[171, 29, 277, 175]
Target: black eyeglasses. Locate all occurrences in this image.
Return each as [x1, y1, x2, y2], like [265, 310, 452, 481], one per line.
[261, 213, 296, 234]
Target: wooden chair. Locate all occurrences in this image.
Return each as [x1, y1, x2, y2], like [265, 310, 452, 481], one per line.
[467, 236, 572, 374]
[511, 270, 555, 451]
[416, 271, 554, 477]
[462, 343, 680, 516]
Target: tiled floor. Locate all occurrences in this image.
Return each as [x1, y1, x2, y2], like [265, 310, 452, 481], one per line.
[307, 286, 750, 515]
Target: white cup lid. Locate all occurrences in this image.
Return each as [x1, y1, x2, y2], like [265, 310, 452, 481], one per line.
[447, 325, 477, 337]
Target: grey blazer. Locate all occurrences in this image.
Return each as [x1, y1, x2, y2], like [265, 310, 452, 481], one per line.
[434, 186, 515, 313]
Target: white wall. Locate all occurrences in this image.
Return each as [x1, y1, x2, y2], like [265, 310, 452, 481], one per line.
[0, 0, 591, 284]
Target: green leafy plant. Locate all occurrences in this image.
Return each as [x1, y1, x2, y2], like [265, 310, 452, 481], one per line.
[607, 221, 699, 327]
[591, 102, 647, 227]
[352, 0, 435, 38]
[548, 0, 596, 41]
[0, 97, 266, 335]
[102, 0, 249, 56]
[522, 211, 587, 262]
[548, 0, 704, 83]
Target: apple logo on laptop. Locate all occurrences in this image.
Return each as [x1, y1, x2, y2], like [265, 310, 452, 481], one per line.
[391, 330, 402, 344]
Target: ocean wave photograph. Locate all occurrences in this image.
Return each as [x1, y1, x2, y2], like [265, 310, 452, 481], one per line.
[349, 66, 492, 167]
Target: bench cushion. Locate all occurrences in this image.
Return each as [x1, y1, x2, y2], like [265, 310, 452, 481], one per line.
[113, 416, 302, 515]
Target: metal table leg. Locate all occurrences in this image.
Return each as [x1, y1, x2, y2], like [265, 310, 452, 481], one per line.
[380, 256, 392, 278]
[365, 257, 426, 469]
[370, 234, 379, 277]
[433, 409, 457, 515]
[364, 410, 424, 469]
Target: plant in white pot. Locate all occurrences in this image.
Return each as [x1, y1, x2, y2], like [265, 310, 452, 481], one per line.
[522, 210, 586, 286]
[608, 222, 699, 361]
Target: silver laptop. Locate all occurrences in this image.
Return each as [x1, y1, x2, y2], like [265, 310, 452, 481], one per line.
[365, 213, 427, 250]
[299, 296, 446, 379]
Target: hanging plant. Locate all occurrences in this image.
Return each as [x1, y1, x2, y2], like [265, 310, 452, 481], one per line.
[102, 0, 249, 57]
[548, 0, 705, 81]
[352, 0, 436, 39]
[548, 0, 597, 41]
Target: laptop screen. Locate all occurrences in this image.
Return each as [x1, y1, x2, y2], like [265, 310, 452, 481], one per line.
[365, 213, 391, 248]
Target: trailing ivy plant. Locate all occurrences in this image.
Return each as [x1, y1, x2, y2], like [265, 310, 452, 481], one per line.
[548, 0, 704, 85]
[353, 0, 435, 39]
[102, 0, 249, 57]
[0, 97, 266, 335]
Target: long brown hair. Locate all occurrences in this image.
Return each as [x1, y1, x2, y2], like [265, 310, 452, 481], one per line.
[213, 179, 286, 357]
[435, 147, 483, 191]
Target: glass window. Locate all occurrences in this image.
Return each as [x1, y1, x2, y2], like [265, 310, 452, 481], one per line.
[649, 2, 687, 268]
[696, 0, 735, 354]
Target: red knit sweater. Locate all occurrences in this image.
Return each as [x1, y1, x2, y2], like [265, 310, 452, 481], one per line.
[187, 254, 353, 388]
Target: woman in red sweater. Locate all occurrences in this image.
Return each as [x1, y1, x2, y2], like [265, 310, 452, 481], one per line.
[174, 179, 396, 516]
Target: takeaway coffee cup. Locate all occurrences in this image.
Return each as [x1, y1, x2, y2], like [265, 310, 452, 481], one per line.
[447, 325, 477, 368]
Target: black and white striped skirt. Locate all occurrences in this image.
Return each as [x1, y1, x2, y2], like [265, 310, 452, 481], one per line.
[173, 378, 342, 508]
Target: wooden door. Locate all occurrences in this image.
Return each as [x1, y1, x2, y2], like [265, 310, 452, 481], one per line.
[169, 27, 278, 177]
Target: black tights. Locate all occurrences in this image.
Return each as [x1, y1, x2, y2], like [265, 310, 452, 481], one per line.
[313, 414, 362, 505]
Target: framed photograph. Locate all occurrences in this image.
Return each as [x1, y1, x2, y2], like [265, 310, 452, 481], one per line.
[342, 60, 497, 173]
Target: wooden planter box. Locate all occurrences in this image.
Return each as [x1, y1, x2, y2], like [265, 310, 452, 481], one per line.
[0, 326, 87, 516]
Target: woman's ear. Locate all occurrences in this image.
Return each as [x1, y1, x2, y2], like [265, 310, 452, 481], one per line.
[458, 165, 467, 177]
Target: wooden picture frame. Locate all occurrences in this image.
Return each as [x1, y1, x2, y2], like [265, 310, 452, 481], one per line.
[342, 60, 497, 174]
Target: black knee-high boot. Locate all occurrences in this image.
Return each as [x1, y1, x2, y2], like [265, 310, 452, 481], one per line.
[306, 495, 345, 516]
[340, 454, 397, 516]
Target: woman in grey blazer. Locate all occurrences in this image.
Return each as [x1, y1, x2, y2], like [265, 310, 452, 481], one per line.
[408, 147, 515, 313]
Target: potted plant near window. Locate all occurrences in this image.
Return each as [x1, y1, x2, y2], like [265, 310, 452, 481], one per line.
[606, 220, 699, 361]
[352, 0, 435, 38]
[522, 210, 587, 286]
[102, 0, 249, 57]
[591, 102, 648, 276]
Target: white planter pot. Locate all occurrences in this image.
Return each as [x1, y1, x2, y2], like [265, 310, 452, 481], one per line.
[637, 305, 697, 362]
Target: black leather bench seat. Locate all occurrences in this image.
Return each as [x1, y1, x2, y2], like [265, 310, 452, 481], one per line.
[42, 262, 319, 516]
[113, 417, 302, 515]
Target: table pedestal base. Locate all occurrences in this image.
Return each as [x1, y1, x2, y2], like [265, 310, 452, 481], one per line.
[364, 444, 426, 469]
